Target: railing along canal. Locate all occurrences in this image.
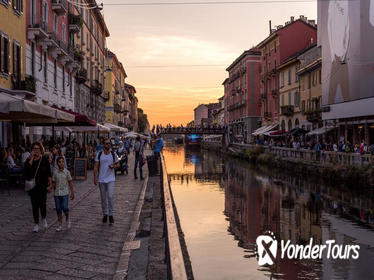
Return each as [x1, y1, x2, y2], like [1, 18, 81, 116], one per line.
[160, 153, 188, 280]
[204, 140, 374, 167]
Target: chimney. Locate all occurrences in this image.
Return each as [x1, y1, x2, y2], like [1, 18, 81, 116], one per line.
[269, 20, 272, 35]
[308, 19, 316, 26]
[300, 15, 304, 20]
[277, 25, 283, 30]
[290, 16, 294, 22]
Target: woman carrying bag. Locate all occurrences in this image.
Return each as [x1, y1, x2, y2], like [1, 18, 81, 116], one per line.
[24, 142, 52, 233]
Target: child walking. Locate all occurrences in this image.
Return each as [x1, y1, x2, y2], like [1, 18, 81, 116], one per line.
[49, 156, 75, 231]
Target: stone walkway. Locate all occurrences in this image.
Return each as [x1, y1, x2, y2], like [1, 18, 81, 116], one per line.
[0, 153, 148, 280]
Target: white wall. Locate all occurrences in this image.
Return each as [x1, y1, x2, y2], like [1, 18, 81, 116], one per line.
[26, 43, 74, 111]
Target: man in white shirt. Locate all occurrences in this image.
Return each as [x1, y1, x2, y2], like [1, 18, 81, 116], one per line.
[94, 138, 119, 224]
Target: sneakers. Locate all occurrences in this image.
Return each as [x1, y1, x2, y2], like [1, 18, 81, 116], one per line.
[67, 219, 71, 229]
[102, 215, 108, 223]
[56, 224, 62, 232]
[33, 224, 39, 233]
[109, 216, 114, 224]
[42, 219, 48, 229]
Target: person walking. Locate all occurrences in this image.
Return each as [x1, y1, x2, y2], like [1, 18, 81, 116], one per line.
[94, 138, 119, 224]
[49, 157, 74, 231]
[24, 142, 52, 232]
[134, 136, 145, 180]
[153, 134, 164, 158]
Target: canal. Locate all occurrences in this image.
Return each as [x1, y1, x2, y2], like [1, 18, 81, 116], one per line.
[163, 145, 374, 280]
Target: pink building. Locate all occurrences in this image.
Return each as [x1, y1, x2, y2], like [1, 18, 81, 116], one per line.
[256, 16, 317, 128]
[224, 48, 261, 142]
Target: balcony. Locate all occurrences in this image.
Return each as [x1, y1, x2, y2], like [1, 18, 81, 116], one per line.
[228, 100, 247, 111]
[271, 90, 277, 97]
[51, 0, 67, 16]
[114, 103, 122, 113]
[27, 21, 49, 41]
[264, 112, 272, 119]
[76, 69, 87, 84]
[91, 80, 103, 95]
[281, 105, 294, 116]
[260, 93, 267, 100]
[103, 91, 110, 102]
[73, 49, 84, 63]
[12, 75, 36, 93]
[68, 14, 83, 33]
[305, 109, 322, 123]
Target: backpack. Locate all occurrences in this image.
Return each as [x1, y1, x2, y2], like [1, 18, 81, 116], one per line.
[98, 151, 116, 176]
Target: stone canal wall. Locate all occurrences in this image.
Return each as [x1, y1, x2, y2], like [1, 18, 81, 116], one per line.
[202, 141, 374, 187]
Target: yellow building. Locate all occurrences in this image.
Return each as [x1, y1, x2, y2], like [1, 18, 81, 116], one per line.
[297, 45, 322, 131]
[104, 50, 127, 126]
[278, 56, 301, 131]
[0, 0, 27, 91]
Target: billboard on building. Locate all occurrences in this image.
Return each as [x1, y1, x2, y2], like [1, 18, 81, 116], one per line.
[318, 0, 374, 119]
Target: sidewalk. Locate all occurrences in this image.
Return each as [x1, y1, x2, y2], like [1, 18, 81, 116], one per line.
[0, 152, 148, 280]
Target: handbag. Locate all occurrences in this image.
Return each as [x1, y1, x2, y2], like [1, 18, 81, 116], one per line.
[25, 158, 42, 192]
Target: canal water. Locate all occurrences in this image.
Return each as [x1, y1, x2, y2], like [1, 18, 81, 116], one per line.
[163, 145, 374, 280]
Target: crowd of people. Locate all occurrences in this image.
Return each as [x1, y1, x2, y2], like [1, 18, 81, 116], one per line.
[1, 133, 164, 233]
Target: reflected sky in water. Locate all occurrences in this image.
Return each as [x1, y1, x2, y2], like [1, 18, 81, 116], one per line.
[164, 145, 374, 280]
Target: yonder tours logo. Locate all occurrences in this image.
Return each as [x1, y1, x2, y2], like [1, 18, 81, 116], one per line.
[255, 231, 360, 266]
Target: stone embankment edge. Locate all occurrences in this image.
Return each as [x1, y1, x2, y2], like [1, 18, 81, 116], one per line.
[113, 176, 149, 280]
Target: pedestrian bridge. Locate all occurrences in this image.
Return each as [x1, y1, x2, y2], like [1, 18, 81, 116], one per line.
[159, 127, 226, 135]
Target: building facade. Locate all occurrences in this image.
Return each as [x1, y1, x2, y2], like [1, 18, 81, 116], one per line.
[0, 0, 28, 146]
[73, 0, 109, 123]
[257, 16, 317, 127]
[194, 104, 208, 127]
[297, 45, 322, 131]
[225, 49, 261, 142]
[124, 83, 137, 131]
[104, 50, 127, 127]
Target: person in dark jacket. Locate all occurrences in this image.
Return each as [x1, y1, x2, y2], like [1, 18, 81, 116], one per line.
[24, 142, 52, 232]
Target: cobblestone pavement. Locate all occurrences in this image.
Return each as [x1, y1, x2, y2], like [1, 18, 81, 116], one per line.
[0, 153, 148, 280]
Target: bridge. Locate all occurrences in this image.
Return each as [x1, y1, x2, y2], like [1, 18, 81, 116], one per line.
[159, 127, 226, 135]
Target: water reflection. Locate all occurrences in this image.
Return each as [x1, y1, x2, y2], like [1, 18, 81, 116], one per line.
[164, 145, 374, 280]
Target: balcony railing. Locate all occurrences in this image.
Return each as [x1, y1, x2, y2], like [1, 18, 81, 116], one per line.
[51, 0, 67, 16]
[271, 90, 277, 96]
[264, 111, 272, 119]
[281, 105, 294, 116]
[103, 91, 110, 101]
[227, 100, 247, 111]
[305, 109, 322, 123]
[68, 14, 83, 33]
[12, 75, 36, 93]
[76, 69, 87, 84]
[73, 49, 84, 62]
[91, 80, 103, 95]
[27, 21, 49, 40]
[114, 103, 122, 113]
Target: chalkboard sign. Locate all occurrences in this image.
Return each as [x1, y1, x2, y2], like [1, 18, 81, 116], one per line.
[74, 158, 87, 179]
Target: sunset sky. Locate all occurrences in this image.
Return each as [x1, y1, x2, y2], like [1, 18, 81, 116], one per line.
[102, 0, 317, 126]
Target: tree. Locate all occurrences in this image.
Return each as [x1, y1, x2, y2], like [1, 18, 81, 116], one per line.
[137, 108, 149, 133]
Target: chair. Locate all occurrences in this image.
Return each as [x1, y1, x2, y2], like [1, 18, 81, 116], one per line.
[0, 163, 10, 195]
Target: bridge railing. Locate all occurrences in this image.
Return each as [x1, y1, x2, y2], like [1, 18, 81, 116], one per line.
[160, 127, 225, 134]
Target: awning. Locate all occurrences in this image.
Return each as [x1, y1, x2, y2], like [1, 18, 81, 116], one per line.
[252, 123, 278, 136]
[125, 131, 143, 138]
[264, 129, 286, 137]
[0, 94, 56, 123]
[68, 124, 110, 132]
[306, 126, 335, 136]
[52, 106, 96, 126]
[288, 127, 308, 136]
[104, 123, 128, 133]
[55, 109, 75, 123]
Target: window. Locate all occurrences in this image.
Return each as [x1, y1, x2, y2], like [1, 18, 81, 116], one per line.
[319, 69, 321, 84]
[69, 72, 72, 97]
[294, 92, 299, 107]
[62, 66, 65, 93]
[308, 74, 311, 89]
[43, 2, 48, 25]
[302, 101, 305, 112]
[13, 41, 21, 81]
[53, 59, 57, 88]
[288, 69, 291, 85]
[295, 65, 299, 81]
[31, 42, 35, 76]
[280, 72, 284, 87]
[0, 33, 10, 75]
[62, 23, 66, 43]
[30, 0, 36, 25]
[281, 94, 284, 106]
[288, 91, 291, 105]
[54, 14, 57, 33]
[13, 0, 23, 15]
[43, 51, 47, 83]
[274, 41, 276, 53]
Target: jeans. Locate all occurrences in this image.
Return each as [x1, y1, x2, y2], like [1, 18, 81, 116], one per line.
[54, 195, 69, 216]
[29, 188, 47, 224]
[134, 155, 143, 179]
[99, 181, 114, 216]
